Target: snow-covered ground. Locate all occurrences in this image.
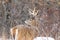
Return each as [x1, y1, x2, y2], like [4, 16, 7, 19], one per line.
[33, 37, 55, 40]
[0, 37, 55, 40]
[0, 38, 11, 40]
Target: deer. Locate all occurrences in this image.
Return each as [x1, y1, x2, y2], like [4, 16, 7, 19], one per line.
[10, 25, 39, 40]
[10, 8, 40, 40]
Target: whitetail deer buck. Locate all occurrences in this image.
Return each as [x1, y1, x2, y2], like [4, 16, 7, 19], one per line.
[10, 25, 39, 40]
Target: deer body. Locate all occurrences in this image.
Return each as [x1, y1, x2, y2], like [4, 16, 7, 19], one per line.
[10, 25, 39, 40]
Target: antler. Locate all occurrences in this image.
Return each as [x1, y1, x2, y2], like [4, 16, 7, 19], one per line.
[29, 8, 38, 16]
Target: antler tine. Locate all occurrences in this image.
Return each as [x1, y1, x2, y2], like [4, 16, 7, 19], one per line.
[33, 8, 36, 13]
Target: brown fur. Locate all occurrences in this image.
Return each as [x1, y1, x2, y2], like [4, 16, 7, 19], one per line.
[10, 25, 39, 40]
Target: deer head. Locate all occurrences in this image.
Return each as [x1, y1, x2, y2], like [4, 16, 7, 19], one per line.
[29, 8, 38, 16]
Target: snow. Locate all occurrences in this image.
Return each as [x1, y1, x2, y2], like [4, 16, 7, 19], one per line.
[0, 37, 55, 40]
[33, 37, 55, 40]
